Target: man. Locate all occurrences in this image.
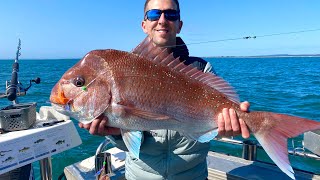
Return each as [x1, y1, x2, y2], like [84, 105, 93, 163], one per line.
[80, 0, 250, 179]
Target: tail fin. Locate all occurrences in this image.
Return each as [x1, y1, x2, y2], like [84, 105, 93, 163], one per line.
[251, 112, 320, 180]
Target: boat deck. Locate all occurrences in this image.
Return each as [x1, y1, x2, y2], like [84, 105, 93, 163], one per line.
[64, 147, 320, 180]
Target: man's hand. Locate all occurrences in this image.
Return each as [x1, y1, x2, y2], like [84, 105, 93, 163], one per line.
[78, 115, 121, 136]
[218, 101, 250, 138]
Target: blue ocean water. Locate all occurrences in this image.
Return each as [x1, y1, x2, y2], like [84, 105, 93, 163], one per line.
[0, 57, 319, 179]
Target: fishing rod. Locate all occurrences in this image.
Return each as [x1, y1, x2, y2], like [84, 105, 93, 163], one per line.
[6, 39, 21, 103]
[0, 39, 41, 103]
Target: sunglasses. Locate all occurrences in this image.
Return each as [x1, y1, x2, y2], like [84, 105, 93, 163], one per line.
[145, 9, 180, 21]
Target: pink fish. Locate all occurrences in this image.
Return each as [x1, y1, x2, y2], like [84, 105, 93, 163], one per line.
[50, 37, 320, 179]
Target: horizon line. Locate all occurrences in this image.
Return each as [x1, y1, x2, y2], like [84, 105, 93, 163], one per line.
[0, 54, 319, 60]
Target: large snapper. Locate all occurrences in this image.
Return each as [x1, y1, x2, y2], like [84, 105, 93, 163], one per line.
[50, 37, 320, 179]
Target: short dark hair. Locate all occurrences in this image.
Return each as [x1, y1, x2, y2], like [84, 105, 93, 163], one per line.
[144, 0, 180, 13]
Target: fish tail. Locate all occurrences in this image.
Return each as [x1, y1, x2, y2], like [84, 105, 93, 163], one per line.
[248, 112, 320, 180]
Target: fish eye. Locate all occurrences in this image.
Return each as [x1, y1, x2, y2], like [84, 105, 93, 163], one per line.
[73, 76, 85, 87]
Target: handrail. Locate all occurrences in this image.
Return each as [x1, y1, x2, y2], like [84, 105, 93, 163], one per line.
[213, 137, 320, 160]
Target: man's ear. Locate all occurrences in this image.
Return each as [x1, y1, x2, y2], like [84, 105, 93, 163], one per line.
[177, 20, 183, 34]
[141, 20, 148, 34]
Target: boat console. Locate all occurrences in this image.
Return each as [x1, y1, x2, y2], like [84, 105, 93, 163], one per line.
[0, 107, 82, 177]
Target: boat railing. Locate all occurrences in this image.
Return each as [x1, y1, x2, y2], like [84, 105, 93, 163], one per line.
[213, 137, 320, 161]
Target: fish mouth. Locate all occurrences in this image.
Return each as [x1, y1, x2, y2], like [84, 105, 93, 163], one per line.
[50, 93, 69, 106]
[50, 83, 70, 105]
[50, 102, 95, 124]
[50, 102, 73, 117]
[50, 84, 78, 119]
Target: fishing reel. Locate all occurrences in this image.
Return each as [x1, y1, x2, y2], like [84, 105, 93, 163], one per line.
[0, 77, 41, 100]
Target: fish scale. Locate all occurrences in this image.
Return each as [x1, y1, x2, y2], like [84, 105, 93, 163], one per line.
[115, 77, 213, 127]
[110, 59, 215, 123]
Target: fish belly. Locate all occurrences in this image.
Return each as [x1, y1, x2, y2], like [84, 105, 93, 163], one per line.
[104, 107, 216, 135]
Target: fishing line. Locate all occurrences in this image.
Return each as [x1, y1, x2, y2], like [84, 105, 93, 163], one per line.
[256, 28, 320, 38]
[170, 28, 320, 48]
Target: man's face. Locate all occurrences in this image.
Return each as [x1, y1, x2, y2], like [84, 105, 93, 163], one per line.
[142, 0, 183, 47]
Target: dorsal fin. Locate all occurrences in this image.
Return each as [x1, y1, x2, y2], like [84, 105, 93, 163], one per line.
[132, 37, 170, 61]
[131, 37, 240, 104]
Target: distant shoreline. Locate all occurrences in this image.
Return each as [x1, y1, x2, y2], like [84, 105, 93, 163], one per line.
[205, 54, 320, 58]
[0, 55, 319, 60]
[0, 58, 80, 61]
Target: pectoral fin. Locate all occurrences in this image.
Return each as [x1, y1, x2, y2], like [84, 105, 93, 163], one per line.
[197, 130, 219, 143]
[116, 103, 170, 120]
[185, 129, 218, 143]
[121, 129, 143, 159]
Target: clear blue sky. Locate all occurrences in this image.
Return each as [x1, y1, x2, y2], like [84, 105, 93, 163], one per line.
[1, 0, 319, 59]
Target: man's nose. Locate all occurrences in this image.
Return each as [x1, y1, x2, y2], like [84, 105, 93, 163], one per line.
[158, 13, 167, 23]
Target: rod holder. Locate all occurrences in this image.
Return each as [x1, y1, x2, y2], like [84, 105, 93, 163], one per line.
[95, 152, 113, 179]
[39, 157, 52, 180]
